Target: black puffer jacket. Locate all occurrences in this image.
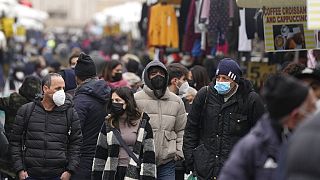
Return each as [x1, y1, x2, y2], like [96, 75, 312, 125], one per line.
[10, 96, 82, 178]
[183, 78, 265, 178]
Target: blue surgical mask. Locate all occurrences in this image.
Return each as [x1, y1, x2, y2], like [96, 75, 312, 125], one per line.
[214, 81, 231, 95]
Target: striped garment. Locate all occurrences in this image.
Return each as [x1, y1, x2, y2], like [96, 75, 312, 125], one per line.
[91, 113, 156, 180]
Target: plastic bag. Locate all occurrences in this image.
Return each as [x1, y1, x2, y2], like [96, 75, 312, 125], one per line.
[187, 174, 198, 180]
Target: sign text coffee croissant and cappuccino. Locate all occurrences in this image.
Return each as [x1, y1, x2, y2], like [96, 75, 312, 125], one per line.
[263, 6, 307, 23]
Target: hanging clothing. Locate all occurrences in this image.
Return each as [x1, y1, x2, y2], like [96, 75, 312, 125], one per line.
[148, 3, 179, 48]
[238, 9, 252, 52]
[227, 0, 241, 56]
[200, 0, 210, 23]
[167, 0, 182, 4]
[244, 8, 257, 40]
[182, 0, 200, 52]
[138, 2, 149, 39]
[207, 0, 230, 47]
[179, 0, 192, 50]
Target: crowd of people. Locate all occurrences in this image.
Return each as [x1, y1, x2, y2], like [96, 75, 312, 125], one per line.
[0, 31, 320, 180]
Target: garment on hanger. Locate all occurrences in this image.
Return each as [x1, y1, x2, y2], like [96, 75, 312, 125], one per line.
[227, 0, 241, 57]
[200, 0, 210, 23]
[148, 3, 179, 48]
[182, 0, 200, 52]
[238, 9, 252, 52]
[179, 0, 192, 50]
[244, 8, 257, 40]
[139, 2, 149, 38]
[207, 0, 230, 47]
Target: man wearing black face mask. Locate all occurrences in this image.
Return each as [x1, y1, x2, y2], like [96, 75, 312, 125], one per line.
[134, 60, 187, 180]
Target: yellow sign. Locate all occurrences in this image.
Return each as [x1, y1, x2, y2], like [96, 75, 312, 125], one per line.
[247, 62, 277, 88]
[307, 0, 320, 30]
[16, 26, 26, 36]
[2, 18, 14, 38]
[263, 6, 316, 52]
[104, 24, 120, 36]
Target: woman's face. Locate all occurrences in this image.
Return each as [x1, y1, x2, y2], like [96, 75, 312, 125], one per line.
[111, 92, 126, 109]
[112, 64, 123, 76]
[187, 71, 193, 81]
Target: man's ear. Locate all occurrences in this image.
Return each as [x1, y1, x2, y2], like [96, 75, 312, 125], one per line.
[286, 108, 300, 129]
[170, 78, 177, 86]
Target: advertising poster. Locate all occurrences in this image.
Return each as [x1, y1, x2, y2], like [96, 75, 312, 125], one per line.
[307, 0, 320, 30]
[247, 62, 277, 89]
[263, 6, 316, 52]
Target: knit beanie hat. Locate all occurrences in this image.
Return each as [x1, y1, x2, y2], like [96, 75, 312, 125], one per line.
[262, 74, 309, 120]
[216, 58, 242, 83]
[75, 53, 96, 79]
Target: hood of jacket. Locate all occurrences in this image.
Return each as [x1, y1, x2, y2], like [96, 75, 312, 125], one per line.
[61, 68, 77, 91]
[19, 75, 42, 101]
[75, 78, 110, 103]
[143, 60, 168, 97]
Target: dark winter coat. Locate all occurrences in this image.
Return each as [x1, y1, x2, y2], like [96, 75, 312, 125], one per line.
[0, 76, 41, 134]
[10, 96, 82, 178]
[183, 78, 265, 179]
[219, 114, 282, 180]
[284, 111, 320, 180]
[73, 78, 110, 179]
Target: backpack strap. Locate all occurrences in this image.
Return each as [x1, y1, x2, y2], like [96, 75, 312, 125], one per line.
[22, 102, 36, 166]
[199, 86, 209, 129]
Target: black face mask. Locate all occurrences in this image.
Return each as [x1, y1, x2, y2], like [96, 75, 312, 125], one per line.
[112, 72, 122, 82]
[111, 102, 125, 116]
[151, 75, 166, 90]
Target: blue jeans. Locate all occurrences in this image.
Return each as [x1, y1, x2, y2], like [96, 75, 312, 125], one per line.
[157, 161, 175, 180]
[25, 177, 60, 180]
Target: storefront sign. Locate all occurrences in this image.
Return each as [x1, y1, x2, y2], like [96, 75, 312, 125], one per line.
[263, 6, 316, 52]
[2, 18, 14, 38]
[247, 62, 277, 88]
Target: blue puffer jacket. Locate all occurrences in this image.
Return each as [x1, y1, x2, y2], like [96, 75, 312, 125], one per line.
[219, 114, 282, 180]
[73, 78, 110, 171]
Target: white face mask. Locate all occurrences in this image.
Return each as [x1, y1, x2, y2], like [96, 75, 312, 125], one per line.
[52, 89, 65, 107]
[178, 81, 190, 95]
[15, 71, 25, 81]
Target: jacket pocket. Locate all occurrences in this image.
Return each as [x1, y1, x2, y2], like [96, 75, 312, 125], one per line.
[192, 144, 215, 179]
[229, 113, 250, 136]
[163, 131, 177, 159]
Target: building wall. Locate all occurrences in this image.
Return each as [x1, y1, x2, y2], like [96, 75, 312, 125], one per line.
[31, 0, 99, 28]
[29, 0, 133, 29]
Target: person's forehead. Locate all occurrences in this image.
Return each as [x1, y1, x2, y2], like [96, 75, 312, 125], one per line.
[149, 67, 165, 74]
[51, 76, 65, 86]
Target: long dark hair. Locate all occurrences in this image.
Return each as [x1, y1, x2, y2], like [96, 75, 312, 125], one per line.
[102, 60, 122, 82]
[191, 65, 210, 91]
[108, 87, 141, 127]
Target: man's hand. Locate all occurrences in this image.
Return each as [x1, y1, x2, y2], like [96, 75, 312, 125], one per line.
[60, 171, 71, 180]
[18, 170, 28, 180]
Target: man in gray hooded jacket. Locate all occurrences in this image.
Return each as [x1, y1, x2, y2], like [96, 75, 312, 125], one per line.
[134, 60, 187, 180]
